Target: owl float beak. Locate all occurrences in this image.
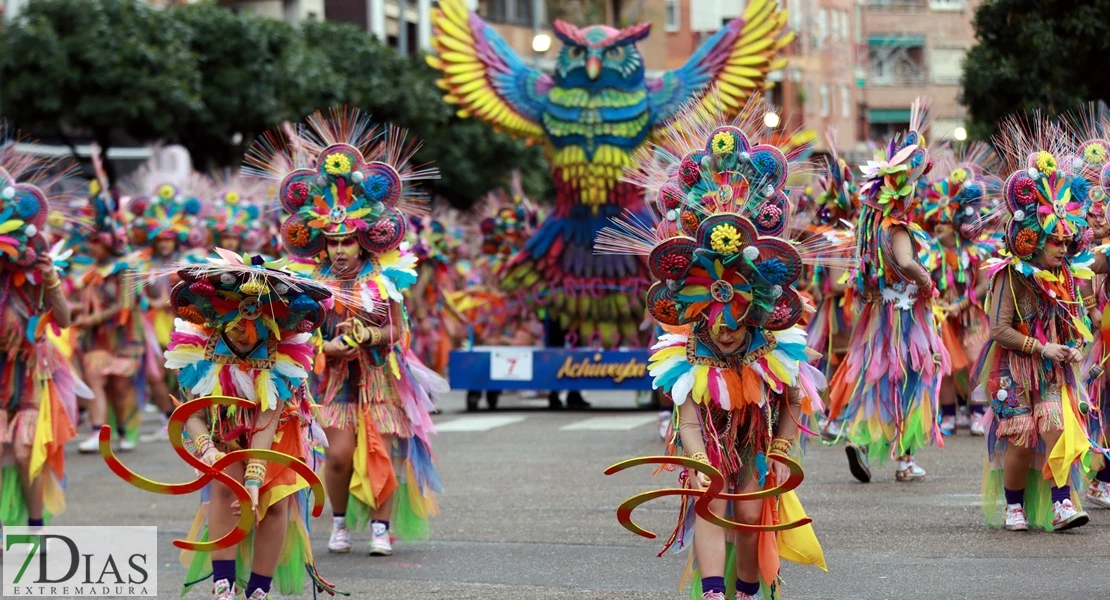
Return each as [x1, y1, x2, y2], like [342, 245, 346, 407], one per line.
[586, 56, 602, 80]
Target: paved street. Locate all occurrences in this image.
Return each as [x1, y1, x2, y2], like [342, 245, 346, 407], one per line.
[56, 391, 1110, 599]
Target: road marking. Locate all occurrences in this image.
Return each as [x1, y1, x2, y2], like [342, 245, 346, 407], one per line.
[560, 415, 659, 431]
[436, 415, 527, 432]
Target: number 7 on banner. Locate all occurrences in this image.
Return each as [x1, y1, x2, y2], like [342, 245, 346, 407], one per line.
[490, 348, 533, 381]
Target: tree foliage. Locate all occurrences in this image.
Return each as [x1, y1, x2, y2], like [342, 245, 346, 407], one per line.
[0, 0, 201, 179]
[0, 0, 549, 207]
[962, 0, 1110, 140]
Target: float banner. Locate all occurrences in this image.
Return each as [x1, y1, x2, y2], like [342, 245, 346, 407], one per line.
[449, 347, 654, 390]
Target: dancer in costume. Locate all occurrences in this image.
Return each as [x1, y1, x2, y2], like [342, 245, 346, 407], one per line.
[428, 0, 791, 349]
[153, 252, 340, 599]
[920, 144, 997, 437]
[245, 109, 446, 557]
[826, 100, 950, 483]
[1069, 115, 1110, 509]
[73, 167, 145, 454]
[409, 216, 464, 376]
[598, 99, 830, 600]
[126, 180, 204, 442]
[976, 117, 1108, 532]
[804, 132, 858, 440]
[0, 133, 84, 528]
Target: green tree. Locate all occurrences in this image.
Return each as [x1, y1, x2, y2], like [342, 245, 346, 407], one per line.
[171, 3, 308, 171]
[0, 0, 201, 182]
[962, 0, 1110, 140]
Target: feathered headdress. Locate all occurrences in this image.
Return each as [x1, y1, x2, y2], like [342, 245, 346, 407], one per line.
[811, 129, 857, 228]
[921, 141, 999, 237]
[0, 125, 75, 275]
[858, 100, 931, 219]
[127, 182, 203, 247]
[992, 115, 1089, 260]
[206, 173, 268, 252]
[245, 108, 439, 260]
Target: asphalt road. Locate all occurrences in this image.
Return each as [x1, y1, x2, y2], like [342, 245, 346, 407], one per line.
[43, 391, 1110, 599]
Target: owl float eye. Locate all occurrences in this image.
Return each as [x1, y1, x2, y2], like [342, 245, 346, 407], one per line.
[606, 46, 625, 60]
[568, 46, 585, 60]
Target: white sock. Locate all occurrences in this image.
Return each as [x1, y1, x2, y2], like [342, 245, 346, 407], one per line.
[333, 516, 346, 529]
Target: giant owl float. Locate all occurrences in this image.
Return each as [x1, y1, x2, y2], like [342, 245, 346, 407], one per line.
[428, 0, 792, 347]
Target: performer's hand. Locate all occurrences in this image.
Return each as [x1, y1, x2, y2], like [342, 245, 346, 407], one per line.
[689, 469, 712, 490]
[200, 447, 224, 467]
[323, 338, 357, 359]
[769, 456, 791, 485]
[1042, 343, 1081, 362]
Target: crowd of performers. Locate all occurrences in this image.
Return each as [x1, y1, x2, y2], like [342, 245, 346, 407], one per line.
[4, 94, 1110, 600]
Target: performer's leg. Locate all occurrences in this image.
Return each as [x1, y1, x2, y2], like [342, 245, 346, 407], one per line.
[209, 462, 247, 563]
[939, 376, 958, 433]
[324, 427, 355, 553]
[245, 496, 290, 598]
[12, 427, 44, 527]
[323, 427, 355, 517]
[730, 472, 765, 596]
[146, 367, 173, 415]
[83, 355, 109, 431]
[692, 497, 728, 596]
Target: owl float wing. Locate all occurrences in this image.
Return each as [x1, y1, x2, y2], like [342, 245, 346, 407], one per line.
[426, 0, 553, 142]
[648, 0, 793, 124]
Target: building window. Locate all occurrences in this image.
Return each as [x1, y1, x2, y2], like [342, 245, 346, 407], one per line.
[841, 85, 851, 120]
[929, 0, 964, 10]
[819, 85, 830, 118]
[869, 43, 926, 86]
[479, 0, 534, 26]
[664, 0, 680, 32]
[815, 8, 827, 49]
[931, 47, 966, 84]
[787, 0, 801, 31]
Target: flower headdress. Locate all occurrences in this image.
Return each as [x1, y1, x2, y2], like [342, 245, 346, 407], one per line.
[245, 108, 439, 260]
[858, 100, 931, 219]
[992, 116, 1088, 261]
[478, 176, 539, 266]
[127, 183, 203, 247]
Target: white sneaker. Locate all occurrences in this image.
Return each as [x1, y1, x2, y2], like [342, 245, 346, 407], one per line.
[821, 418, 842, 442]
[213, 579, 236, 600]
[139, 426, 169, 443]
[1004, 503, 1029, 531]
[118, 437, 137, 452]
[895, 457, 926, 482]
[1085, 481, 1110, 509]
[369, 522, 392, 556]
[969, 416, 986, 436]
[1051, 498, 1089, 531]
[247, 588, 268, 600]
[328, 522, 351, 553]
[701, 593, 726, 600]
[939, 415, 956, 434]
[956, 408, 971, 428]
[77, 433, 101, 454]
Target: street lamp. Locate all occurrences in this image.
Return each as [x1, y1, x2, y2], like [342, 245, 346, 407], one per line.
[763, 112, 781, 129]
[954, 126, 967, 141]
[532, 34, 552, 53]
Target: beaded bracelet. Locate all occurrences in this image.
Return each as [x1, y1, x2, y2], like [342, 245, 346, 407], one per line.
[193, 434, 213, 457]
[690, 451, 708, 463]
[369, 327, 382, 345]
[244, 460, 266, 488]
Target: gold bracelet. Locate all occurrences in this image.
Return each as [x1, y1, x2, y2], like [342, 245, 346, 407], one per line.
[690, 451, 708, 463]
[770, 436, 794, 455]
[369, 327, 382, 345]
[1021, 336, 1034, 355]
